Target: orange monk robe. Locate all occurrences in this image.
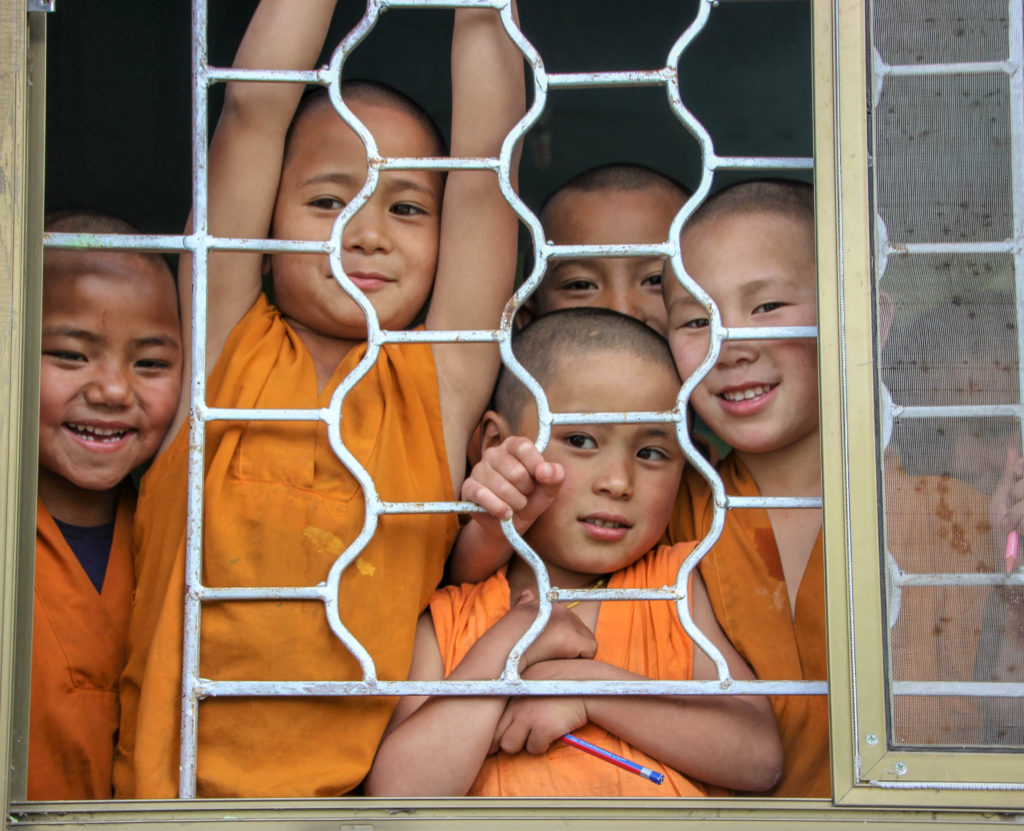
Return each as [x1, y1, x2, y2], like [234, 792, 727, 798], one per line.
[670, 456, 829, 798]
[115, 296, 458, 798]
[883, 453, 995, 745]
[430, 543, 708, 797]
[29, 491, 135, 800]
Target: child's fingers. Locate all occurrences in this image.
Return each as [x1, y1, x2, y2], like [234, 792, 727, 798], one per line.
[461, 476, 517, 519]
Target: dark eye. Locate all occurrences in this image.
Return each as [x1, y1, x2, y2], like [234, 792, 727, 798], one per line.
[565, 433, 597, 450]
[641, 272, 663, 287]
[310, 196, 344, 211]
[754, 301, 784, 314]
[681, 317, 709, 330]
[560, 278, 597, 292]
[392, 202, 425, 217]
[638, 446, 670, 461]
[44, 350, 86, 363]
[135, 358, 172, 371]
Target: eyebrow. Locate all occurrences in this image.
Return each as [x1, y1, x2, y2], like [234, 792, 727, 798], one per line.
[640, 426, 675, 440]
[42, 326, 181, 351]
[300, 171, 439, 199]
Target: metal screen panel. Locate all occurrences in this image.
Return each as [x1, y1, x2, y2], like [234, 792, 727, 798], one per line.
[873, 0, 1024, 749]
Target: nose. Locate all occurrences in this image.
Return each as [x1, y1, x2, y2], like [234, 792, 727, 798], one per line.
[593, 451, 634, 500]
[605, 285, 644, 322]
[342, 202, 390, 255]
[83, 363, 134, 409]
[715, 335, 759, 369]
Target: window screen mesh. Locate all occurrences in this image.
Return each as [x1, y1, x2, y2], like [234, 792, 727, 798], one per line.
[872, 0, 1024, 747]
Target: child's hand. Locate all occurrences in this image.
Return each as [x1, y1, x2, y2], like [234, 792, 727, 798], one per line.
[991, 447, 1024, 549]
[490, 693, 588, 756]
[461, 436, 565, 539]
[503, 591, 596, 668]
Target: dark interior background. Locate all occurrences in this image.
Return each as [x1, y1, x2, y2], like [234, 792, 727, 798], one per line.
[44, 0, 812, 235]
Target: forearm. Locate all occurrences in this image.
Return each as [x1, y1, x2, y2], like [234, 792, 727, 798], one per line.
[533, 659, 783, 793]
[366, 612, 534, 796]
[450, 5, 524, 158]
[223, 0, 337, 131]
[447, 519, 515, 585]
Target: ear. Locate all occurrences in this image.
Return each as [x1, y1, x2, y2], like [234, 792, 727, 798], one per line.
[479, 410, 514, 452]
[515, 300, 536, 329]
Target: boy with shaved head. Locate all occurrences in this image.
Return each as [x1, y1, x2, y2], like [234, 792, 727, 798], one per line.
[366, 308, 781, 797]
[524, 164, 689, 334]
[31, 211, 182, 799]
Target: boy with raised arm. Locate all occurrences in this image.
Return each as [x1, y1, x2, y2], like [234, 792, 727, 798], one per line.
[31, 211, 182, 799]
[366, 309, 782, 797]
[115, 0, 523, 797]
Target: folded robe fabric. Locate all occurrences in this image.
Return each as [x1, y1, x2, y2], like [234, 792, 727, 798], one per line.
[29, 490, 134, 800]
[430, 543, 707, 797]
[116, 295, 458, 798]
[671, 455, 830, 798]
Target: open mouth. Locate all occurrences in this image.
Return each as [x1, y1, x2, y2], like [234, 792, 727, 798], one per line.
[65, 423, 133, 443]
[720, 383, 777, 402]
[583, 517, 629, 529]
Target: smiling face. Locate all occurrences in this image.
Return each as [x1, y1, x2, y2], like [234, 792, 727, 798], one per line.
[529, 186, 683, 335]
[513, 348, 684, 588]
[38, 251, 182, 520]
[664, 210, 819, 460]
[269, 98, 444, 343]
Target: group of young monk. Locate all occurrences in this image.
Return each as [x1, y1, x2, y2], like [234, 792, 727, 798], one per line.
[27, 0, 1024, 802]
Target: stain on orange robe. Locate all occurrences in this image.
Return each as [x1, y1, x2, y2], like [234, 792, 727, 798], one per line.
[430, 543, 707, 797]
[29, 491, 135, 800]
[115, 296, 458, 797]
[671, 456, 829, 798]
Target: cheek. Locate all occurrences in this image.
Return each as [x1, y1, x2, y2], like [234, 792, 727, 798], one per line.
[38, 369, 72, 428]
[668, 335, 703, 378]
[139, 380, 182, 438]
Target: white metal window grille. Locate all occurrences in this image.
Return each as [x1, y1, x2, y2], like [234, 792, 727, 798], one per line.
[41, 0, 820, 799]
[873, 0, 1024, 751]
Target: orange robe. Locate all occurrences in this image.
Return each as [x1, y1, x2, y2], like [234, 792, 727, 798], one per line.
[29, 491, 135, 800]
[670, 456, 829, 798]
[115, 296, 458, 798]
[883, 454, 995, 745]
[430, 543, 707, 797]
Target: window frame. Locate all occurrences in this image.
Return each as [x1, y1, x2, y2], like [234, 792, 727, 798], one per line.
[4, 0, 1024, 825]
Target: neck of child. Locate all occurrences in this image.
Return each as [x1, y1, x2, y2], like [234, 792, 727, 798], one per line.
[506, 554, 602, 597]
[736, 427, 823, 498]
[37, 467, 120, 527]
[284, 316, 361, 393]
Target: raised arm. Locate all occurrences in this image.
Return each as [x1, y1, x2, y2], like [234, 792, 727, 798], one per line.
[429, 4, 526, 491]
[494, 572, 784, 792]
[169, 0, 337, 446]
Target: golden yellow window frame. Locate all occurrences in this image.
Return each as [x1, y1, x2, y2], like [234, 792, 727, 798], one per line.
[3, 0, 1024, 826]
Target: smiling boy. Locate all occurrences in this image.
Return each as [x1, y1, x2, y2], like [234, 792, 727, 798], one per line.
[366, 308, 782, 797]
[30, 211, 182, 800]
[523, 164, 688, 335]
[115, 0, 523, 798]
[663, 179, 828, 797]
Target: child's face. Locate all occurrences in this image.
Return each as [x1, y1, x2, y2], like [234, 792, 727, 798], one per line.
[664, 211, 819, 457]
[39, 252, 182, 494]
[528, 187, 682, 335]
[270, 99, 443, 340]
[515, 349, 684, 588]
